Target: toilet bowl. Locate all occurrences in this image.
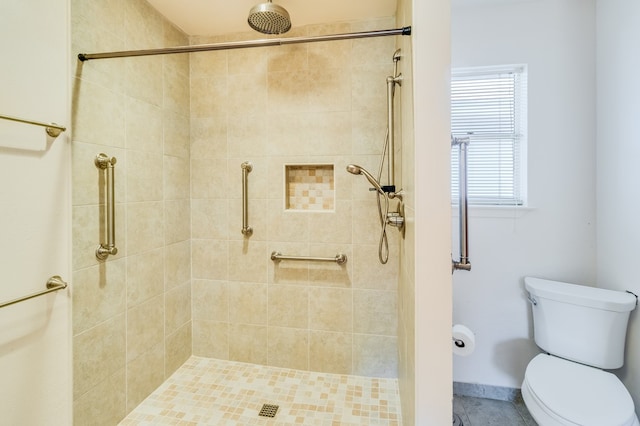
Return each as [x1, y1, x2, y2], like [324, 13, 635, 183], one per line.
[522, 354, 639, 426]
[523, 277, 639, 426]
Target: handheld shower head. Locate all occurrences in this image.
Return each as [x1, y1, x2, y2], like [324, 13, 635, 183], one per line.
[248, 0, 292, 35]
[346, 164, 384, 194]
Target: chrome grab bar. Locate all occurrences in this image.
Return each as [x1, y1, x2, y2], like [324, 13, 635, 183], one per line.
[95, 153, 118, 260]
[271, 251, 347, 265]
[241, 161, 253, 236]
[452, 136, 471, 272]
[0, 113, 66, 138]
[0, 276, 68, 309]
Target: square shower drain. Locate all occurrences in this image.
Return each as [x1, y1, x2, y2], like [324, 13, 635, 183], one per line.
[259, 404, 279, 418]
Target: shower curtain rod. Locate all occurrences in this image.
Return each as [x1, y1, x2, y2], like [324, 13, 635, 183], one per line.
[78, 26, 411, 61]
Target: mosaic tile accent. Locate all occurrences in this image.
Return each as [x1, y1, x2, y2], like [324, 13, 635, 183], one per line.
[119, 356, 402, 426]
[285, 165, 335, 211]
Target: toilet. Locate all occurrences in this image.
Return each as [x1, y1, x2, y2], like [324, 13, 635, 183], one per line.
[522, 277, 639, 426]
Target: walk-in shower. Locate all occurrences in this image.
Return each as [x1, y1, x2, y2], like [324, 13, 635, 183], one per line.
[347, 49, 405, 264]
[72, 5, 413, 422]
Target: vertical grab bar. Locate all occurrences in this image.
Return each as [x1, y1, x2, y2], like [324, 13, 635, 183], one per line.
[95, 153, 118, 260]
[241, 161, 253, 236]
[452, 136, 471, 272]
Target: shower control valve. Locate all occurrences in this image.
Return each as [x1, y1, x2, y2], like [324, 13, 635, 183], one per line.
[386, 212, 404, 228]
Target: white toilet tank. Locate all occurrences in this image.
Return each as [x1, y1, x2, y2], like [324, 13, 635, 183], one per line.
[525, 277, 637, 369]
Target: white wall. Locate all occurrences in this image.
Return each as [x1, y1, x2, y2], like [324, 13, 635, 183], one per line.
[451, 0, 597, 389]
[0, 0, 72, 423]
[413, 0, 455, 422]
[596, 0, 640, 414]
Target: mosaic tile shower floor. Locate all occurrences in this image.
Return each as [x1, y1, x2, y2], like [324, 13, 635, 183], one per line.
[119, 356, 402, 426]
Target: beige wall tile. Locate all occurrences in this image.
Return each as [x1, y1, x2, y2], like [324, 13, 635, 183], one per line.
[165, 282, 192, 335]
[193, 279, 228, 322]
[352, 243, 398, 290]
[163, 110, 190, 159]
[73, 260, 126, 335]
[308, 287, 352, 332]
[351, 64, 391, 112]
[267, 201, 309, 242]
[352, 108, 388, 155]
[126, 201, 164, 255]
[309, 330, 352, 374]
[192, 199, 229, 240]
[267, 71, 309, 114]
[227, 114, 267, 158]
[190, 76, 228, 118]
[307, 26, 352, 69]
[165, 322, 192, 376]
[268, 284, 308, 328]
[124, 0, 163, 50]
[72, 3, 192, 423]
[228, 47, 267, 75]
[353, 334, 398, 378]
[193, 320, 228, 359]
[228, 282, 267, 325]
[227, 73, 267, 116]
[353, 289, 397, 336]
[308, 201, 352, 244]
[73, 314, 126, 399]
[267, 327, 309, 370]
[228, 240, 267, 283]
[190, 49, 227, 77]
[307, 69, 351, 113]
[192, 239, 228, 280]
[163, 62, 190, 116]
[125, 56, 163, 106]
[125, 97, 162, 152]
[126, 248, 164, 308]
[126, 149, 163, 202]
[164, 240, 190, 289]
[190, 116, 227, 160]
[164, 199, 191, 244]
[72, 79, 125, 147]
[163, 155, 190, 201]
[228, 323, 267, 365]
[73, 369, 126, 426]
[126, 343, 165, 413]
[127, 295, 164, 361]
[267, 39, 308, 72]
[191, 158, 228, 199]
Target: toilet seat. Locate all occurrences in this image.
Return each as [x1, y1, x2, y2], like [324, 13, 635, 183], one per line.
[522, 354, 638, 426]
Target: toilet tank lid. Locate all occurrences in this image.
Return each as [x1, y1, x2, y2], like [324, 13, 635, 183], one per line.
[525, 277, 637, 312]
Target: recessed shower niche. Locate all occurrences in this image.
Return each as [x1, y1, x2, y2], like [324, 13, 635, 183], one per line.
[285, 164, 335, 211]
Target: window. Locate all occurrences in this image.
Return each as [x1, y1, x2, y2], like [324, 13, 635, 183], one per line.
[451, 65, 527, 206]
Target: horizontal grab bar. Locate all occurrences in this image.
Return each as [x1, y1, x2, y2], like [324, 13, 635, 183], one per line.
[270, 251, 347, 265]
[0, 276, 68, 309]
[0, 113, 66, 138]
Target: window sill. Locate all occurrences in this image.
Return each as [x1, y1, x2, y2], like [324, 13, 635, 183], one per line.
[451, 205, 536, 219]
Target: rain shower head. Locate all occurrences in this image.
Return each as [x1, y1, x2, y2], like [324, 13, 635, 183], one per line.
[248, 0, 292, 35]
[346, 164, 384, 194]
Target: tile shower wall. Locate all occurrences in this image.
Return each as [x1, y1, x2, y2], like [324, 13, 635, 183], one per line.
[190, 18, 401, 377]
[71, 0, 191, 424]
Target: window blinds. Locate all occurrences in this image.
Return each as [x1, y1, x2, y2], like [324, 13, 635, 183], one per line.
[451, 66, 527, 206]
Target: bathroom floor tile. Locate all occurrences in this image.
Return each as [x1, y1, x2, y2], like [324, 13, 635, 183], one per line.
[119, 356, 402, 425]
[454, 395, 537, 426]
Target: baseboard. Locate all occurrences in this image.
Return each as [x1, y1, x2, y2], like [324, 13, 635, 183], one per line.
[453, 381, 522, 402]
